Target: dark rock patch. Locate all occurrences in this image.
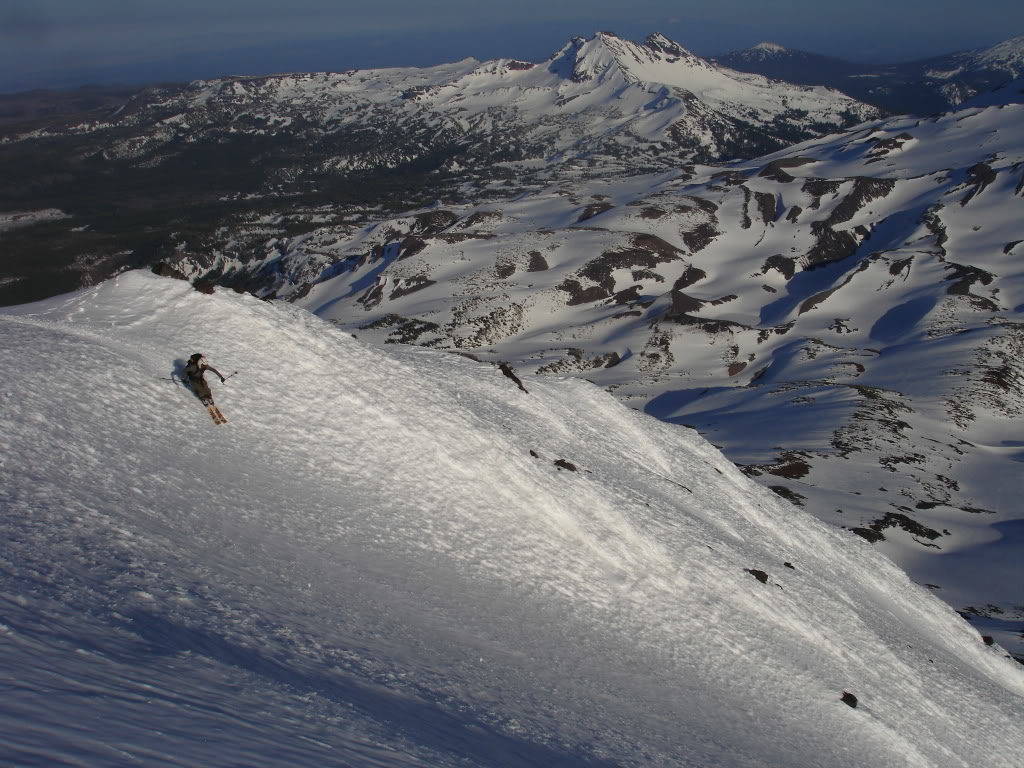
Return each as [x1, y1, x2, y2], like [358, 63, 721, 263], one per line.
[745, 569, 769, 584]
[960, 163, 998, 206]
[579, 240, 682, 293]
[944, 263, 995, 299]
[152, 262, 188, 281]
[554, 459, 578, 472]
[727, 362, 747, 377]
[411, 209, 460, 233]
[799, 286, 842, 315]
[858, 511, 943, 544]
[498, 362, 529, 393]
[398, 236, 428, 260]
[758, 156, 815, 182]
[433, 232, 495, 244]
[761, 452, 812, 479]
[455, 210, 504, 230]
[681, 222, 719, 252]
[674, 265, 708, 290]
[769, 485, 806, 506]
[527, 251, 550, 272]
[852, 527, 885, 543]
[802, 179, 842, 209]
[669, 291, 705, 315]
[805, 221, 863, 268]
[557, 279, 611, 306]
[754, 191, 778, 226]
[865, 132, 913, 163]
[389, 276, 435, 300]
[762, 254, 796, 279]
[359, 313, 441, 344]
[577, 202, 615, 222]
[841, 692, 858, 709]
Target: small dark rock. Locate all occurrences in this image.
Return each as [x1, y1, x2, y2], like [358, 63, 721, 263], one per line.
[745, 569, 769, 584]
[530, 450, 539, 458]
[841, 692, 858, 708]
[151, 262, 187, 281]
[982, 636, 995, 646]
[852, 527, 885, 543]
[784, 562, 795, 570]
[498, 362, 529, 393]
[554, 459, 578, 472]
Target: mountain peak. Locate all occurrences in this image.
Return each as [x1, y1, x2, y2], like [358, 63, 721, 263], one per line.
[752, 41, 788, 53]
[550, 31, 712, 83]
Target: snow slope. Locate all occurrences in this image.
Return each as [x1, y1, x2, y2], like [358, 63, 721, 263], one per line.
[1, 271, 1022, 767]
[226, 94, 1024, 659]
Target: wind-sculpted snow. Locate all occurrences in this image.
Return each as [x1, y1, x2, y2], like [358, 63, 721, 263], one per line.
[1, 271, 1022, 766]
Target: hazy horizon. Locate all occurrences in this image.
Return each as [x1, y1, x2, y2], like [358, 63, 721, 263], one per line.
[2, 0, 1023, 94]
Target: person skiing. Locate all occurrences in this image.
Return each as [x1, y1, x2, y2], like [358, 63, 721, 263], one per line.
[183, 353, 228, 424]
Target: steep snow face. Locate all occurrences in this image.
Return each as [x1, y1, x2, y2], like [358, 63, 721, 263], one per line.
[2, 271, 1022, 766]
[228, 96, 1024, 658]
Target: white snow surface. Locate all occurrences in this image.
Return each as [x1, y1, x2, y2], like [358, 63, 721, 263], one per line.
[1, 271, 1022, 767]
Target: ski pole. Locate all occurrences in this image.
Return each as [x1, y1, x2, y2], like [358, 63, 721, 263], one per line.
[222, 371, 239, 383]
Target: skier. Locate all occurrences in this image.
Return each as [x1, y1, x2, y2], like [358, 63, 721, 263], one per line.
[184, 353, 228, 424]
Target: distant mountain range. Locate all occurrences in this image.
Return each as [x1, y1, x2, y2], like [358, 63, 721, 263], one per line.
[0, 32, 876, 306]
[715, 35, 1024, 114]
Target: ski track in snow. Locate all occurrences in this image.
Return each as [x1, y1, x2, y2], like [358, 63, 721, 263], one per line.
[1, 272, 1022, 767]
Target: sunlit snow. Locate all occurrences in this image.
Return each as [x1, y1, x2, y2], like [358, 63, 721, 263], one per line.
[1, 272, 1022, 767]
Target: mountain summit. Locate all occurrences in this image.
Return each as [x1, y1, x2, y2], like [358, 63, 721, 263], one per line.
[714, 43, 865, 86]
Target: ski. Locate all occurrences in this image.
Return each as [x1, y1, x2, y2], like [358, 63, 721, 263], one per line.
[207, 405, 227, 425]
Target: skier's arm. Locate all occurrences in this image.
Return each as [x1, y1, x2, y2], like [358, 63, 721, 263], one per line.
[204, 365, 225, 382]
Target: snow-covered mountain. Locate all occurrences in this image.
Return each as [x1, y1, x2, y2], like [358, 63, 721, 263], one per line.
[934, 35, 1024, 81]
[0, 32, 879, 308]
[714, 43, 866, 88]
[149, 92, 1024, 660]
[16, 32, 873, 172]
[2, 270, 1022, 766]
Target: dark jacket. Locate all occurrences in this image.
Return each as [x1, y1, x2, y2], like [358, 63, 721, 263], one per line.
[184, 359, 223, 401]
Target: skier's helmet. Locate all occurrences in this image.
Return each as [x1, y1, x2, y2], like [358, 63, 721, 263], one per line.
[189, 353, 203, 363]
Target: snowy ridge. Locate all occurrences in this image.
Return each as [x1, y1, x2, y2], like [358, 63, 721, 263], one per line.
[158, 93, 1024, 658]
[958, 35, 1024, 78]
[2, 271, 1022, 766]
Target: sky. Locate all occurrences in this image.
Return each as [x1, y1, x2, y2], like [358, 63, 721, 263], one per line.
[2, 0, 1023, 93]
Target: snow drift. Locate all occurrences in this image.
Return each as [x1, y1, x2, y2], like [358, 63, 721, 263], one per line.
[1, 271, 1022, 767]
